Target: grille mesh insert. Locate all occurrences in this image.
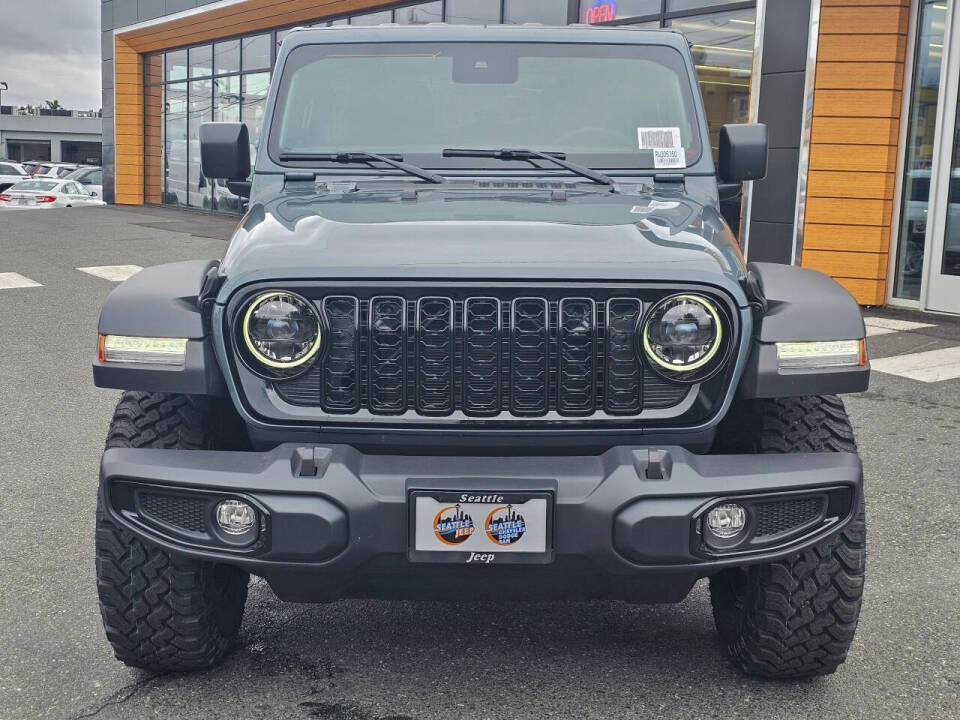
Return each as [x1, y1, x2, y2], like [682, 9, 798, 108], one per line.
[754, 497, 825, 538]
[275, 293, 693, 418]
[139, 493, 207, 533]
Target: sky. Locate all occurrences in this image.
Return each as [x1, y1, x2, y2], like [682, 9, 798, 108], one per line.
[0, 0, 102, 111]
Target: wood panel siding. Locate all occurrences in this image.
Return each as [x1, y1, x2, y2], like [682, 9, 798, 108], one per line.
[114, 35, 143, 205]
[801, 0, 911, 305]
[111, 0, 392, 205]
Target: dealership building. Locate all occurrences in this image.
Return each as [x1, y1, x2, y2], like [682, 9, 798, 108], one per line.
[101, 0, 960, 314]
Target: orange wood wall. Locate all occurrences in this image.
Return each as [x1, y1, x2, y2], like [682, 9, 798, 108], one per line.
[801, 0, 912, 305]
[113, 0, 390, 205]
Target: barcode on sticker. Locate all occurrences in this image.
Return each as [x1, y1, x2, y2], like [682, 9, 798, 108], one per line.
[653, 148, 685, 169]
[638, 127, 681, 150]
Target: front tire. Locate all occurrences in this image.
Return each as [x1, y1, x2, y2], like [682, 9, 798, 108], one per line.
[95, 392, 250, 672]
[709, 396, 866, 679]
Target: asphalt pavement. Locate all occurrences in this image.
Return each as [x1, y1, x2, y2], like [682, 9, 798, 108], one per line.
[0, 206, 957, 720]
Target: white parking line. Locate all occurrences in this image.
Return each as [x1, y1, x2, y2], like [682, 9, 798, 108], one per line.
[77, 265, 143, 282]
[864, 317, 935, 337]
[871, 346, 960, 383]
[0, 272, 42, 289]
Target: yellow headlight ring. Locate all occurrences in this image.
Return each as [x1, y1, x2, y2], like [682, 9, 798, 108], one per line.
[242, 291, 322, 370]
[642, 294, 723, 373]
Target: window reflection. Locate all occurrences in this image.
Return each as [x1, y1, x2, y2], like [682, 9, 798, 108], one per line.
[394, 2, 443, 24]
[894, 0, 947, 299]
[446, 0, 501, 24]
[188, 45, 212, 78]
[188, 79, 212, 209]
[939, 67, 960, 277]
[668, 9, 754, 159]
[351, 10, 393, 25]
[214, 40, 240, 75]
[242, 34, 271, 71]
[504, 0, 568, 25]
[164, 83, 187, 207]
[166, 49, 187, 82]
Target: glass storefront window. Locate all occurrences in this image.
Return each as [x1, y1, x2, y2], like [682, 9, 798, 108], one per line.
[188, 79, 212, 209]
[242, 34, 271, 71]
[894, 0, 948, 299]
[214, 39, 240, 75]
[188, 45, 212, 78]
[351, 10, 393, 25]
[668, 8, 754, 158]
[446, 0, 501, 24]
[395, 2, 443, 24]
[242, 72, 271, 148]
[667, 0, 745, 12]
[164, 83, 188, 207]
[581, 1, 660, 24]
[166, 49, 187, 82]
[214, 75, 241, 122]
[504, 0, 568, 25]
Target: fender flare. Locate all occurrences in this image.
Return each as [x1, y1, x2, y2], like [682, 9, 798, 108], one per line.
[92, 260, 226, 395]
[738, 262, 869, 399]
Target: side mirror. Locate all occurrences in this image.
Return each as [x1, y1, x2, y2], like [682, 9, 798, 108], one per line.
[200, 122, 251, 196]
[91, 191, 98, 197]
[718, 123, 768, 183]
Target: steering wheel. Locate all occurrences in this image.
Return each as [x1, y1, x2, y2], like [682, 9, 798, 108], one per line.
[554, 126, 630, 149]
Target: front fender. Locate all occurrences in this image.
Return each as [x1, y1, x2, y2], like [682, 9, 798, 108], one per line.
[738, 262, 869, 399]
[92, 260, 226, 396]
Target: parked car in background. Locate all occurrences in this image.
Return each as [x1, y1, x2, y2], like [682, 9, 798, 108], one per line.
[0, 178, 106, 208]
[0, 160, 29, 192]
[30, 162, 79, 179]
[64, 166, 104, 198]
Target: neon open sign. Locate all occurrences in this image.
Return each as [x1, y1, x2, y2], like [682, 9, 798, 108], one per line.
[584, 1, 616, 24]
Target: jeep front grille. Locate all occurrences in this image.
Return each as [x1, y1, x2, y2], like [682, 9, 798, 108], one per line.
[268, 292, 694, 420]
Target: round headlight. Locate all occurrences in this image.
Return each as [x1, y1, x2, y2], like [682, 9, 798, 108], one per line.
[240, 291, 322, 374]
[642, 294, 723, 379]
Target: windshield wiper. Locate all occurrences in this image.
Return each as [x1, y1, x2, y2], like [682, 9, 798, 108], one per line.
[442, 148, 616, 189]
[278, 151, 445, 184]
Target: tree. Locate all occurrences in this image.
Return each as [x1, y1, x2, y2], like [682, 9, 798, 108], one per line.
[44, 99, 62, 110]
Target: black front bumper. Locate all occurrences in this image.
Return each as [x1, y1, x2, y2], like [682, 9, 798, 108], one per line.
[100, 444, 861, 603]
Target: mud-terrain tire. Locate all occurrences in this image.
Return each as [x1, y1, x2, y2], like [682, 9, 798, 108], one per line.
[709, 395, 866, 679]
[95, 391, 249, 671]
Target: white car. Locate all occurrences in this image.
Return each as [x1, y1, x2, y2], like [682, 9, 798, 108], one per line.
[63, 166, 104, 199]
[0, 160, 29, 192]
[30, 163, 79, 179]
[0, 179, 106, 208]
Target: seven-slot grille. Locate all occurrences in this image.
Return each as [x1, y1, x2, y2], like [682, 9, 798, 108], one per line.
[272, 294, 691, 419]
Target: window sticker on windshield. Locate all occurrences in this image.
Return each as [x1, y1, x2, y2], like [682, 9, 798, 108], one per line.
[638, 127, 685, 169]
[638, 127, 682, 151]
[651, 148, 685, 169]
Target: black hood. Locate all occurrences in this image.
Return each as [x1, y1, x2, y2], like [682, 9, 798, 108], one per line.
[217, 183, 747, 303]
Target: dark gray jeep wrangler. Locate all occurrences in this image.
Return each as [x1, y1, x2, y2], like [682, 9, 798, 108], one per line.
[93, 24, 869, 679]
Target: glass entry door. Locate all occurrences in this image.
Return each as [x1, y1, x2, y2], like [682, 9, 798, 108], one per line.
[927, 38, 960, 312]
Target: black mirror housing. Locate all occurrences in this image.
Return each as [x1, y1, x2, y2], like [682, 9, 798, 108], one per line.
[200, 122, 251, 183]
[718, 123, 768, 183]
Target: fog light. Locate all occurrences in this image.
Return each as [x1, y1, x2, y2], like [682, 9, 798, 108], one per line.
[216, 499, 257, 535]
[706, 504, 747, 539]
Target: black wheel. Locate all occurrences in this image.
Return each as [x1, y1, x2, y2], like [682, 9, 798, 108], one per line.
[709, 395, 866, 679]
[95, 391, 250, 672]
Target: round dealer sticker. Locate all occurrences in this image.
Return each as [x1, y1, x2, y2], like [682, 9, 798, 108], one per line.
[433, 504, 475, 545]
[484, 505, 526, 546]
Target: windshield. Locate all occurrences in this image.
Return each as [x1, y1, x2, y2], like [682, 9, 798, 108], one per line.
[10, 180, 59, 192]
[270, 41, 702, 170]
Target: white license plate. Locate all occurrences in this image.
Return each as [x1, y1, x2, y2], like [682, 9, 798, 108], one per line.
[409, 491, 552, 564]
[18, 199, 29, 206]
